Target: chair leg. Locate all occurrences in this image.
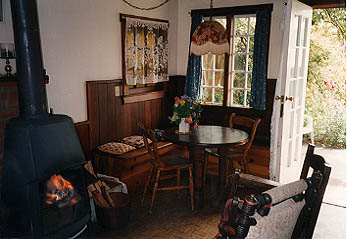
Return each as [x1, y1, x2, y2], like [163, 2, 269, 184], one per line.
[188, 167, 194, 211]
[177, 168, 181, 186]
[310, 131, 314, 144]
[243, 155, 249, 174]
[228, 168, 241, 199]
[142, 166, 154, 203]
[150, 169, 161, 213]
[203, 152, 208, 187]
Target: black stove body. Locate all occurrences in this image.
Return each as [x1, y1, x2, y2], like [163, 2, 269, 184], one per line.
[1, 0, 91, 237]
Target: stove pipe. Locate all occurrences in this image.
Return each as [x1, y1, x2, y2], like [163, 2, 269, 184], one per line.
[11, 0, 48, 118]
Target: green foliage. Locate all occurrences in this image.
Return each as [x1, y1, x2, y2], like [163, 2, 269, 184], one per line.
[312, 8, 346, 42]
[305, 9, 346, 148]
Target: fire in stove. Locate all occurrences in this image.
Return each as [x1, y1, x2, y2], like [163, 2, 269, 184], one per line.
[45, 174, 81, 208]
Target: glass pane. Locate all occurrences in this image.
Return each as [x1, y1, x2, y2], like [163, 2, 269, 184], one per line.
[235, 17, 249, 35]
[205, 71, 213, 86]
[246, 90, 251, 106]
[232, 90, 245, 105]
[202, 87, 212, 103]
[233, 73, 245, 88]
[249, 37, 254, 52]
[234, 54, 246, 70]
[246, 73, 252, 89]
[248, 54, 253, 71]
[234, 37, 247, 53]
[214, 88, 224, 104]
[249, 17, 256, 35]
[215, 72, 224, 87]
[216, 18, 227, 28]
[215, 55, 225, 69]
[203, 54, 213, 69]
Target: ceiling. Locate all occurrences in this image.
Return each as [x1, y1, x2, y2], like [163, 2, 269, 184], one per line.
[299, 0, 346, 8]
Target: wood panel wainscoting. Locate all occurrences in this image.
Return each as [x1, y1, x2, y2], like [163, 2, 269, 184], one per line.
[86, 79, 181, 194]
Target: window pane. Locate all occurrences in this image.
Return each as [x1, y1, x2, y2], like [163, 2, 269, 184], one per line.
[235, 18, 249, 35]
[246, 73, 252, 89]
[215, 88, 224, 104]
[248, 54, 253, 71]
[202, 87, 212, 103]
[203, 71, 213, 86]
[233, 90, 245, 105]
[203, 54, 213, 69]
[234, 54, 246, 70]
[233, 73, 245, 88]
[215, 72, 224, 86]
[234, 37, 247, 53]
[215, 55, 225, 69]
[249, 17, 256, 35]
[246, 90, 251, 105]
[249, 37, 254, 52]
[216, 18, 227, 28]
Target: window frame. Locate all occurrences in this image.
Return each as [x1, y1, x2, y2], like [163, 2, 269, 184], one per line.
[192, 4, 273, 108]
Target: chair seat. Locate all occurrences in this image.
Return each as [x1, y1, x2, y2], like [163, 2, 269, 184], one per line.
[160, 148, 191, 167]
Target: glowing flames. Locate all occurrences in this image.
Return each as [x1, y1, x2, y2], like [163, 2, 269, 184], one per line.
[45, 174, 80, 208]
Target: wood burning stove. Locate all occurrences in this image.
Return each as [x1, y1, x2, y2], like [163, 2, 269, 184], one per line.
[1, 0, 91, 237]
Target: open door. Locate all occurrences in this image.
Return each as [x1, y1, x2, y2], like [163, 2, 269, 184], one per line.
[273, 0, 312, 183]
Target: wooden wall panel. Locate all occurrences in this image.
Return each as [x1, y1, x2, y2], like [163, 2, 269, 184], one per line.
[86, 80, 170, 150]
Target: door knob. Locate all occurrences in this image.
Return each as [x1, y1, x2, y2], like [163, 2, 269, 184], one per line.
[286, 96, 294, 101]
[275, 96, 284, 102]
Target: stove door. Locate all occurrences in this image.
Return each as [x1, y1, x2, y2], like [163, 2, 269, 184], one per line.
[39, 166, 90, 236]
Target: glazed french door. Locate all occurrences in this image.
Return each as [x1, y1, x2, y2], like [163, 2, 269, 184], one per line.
[275, 0, 312, 183]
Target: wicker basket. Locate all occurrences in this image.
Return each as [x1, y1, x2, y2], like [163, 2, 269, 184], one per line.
[95, 192, 130, 229]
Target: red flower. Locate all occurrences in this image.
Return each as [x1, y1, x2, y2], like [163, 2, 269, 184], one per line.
[194, 124, 199, 129]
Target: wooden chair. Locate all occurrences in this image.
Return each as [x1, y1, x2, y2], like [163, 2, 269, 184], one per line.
[203, 113, 261, 186]
[215, 144, 331, 239]
[138, 122, 194, 213]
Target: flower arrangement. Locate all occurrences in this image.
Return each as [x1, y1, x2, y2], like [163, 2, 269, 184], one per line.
[169, 95, 202, 129]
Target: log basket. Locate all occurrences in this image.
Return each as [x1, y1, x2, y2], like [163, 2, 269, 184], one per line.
[95, 192, 130, 229]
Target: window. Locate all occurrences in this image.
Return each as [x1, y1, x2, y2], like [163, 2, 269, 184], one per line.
[201, 18, 226, 105]
[199, 15, 257, 107]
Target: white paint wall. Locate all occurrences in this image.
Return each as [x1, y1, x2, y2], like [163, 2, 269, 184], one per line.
[0, 0, 285, 122]
[0, 0, 177, 122]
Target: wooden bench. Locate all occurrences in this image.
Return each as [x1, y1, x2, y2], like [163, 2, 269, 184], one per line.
[93, 142, 185, 195]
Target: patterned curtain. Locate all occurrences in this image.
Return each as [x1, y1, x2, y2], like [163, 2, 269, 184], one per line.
[125, 18, 169, 85]
[250, 9, 271, 110]
[184, 13, 203, 102]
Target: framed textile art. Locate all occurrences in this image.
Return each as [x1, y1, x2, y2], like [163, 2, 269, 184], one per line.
[121, 14, 169, 86]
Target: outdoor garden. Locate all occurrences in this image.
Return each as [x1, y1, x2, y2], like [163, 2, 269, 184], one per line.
[305, 8, 346, 148]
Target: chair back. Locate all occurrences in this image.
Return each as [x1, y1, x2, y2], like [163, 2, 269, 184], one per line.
[137, 122, 163, 168]
[228, 113, 261, 154]
[217, 144, 331, 239]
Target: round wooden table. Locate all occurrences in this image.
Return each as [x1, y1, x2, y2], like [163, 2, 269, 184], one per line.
[163, 125, 249, 209]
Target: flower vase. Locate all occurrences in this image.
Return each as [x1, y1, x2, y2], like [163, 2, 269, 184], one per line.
[179, 118, 190, 134]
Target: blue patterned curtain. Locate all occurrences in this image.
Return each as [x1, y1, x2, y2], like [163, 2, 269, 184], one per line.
[250, 9, 271, 110]
[184, 13, 202, 102]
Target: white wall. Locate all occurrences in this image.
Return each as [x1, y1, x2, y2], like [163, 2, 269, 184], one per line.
[0, 0, 177, 122]
[0, 0, 285, 122]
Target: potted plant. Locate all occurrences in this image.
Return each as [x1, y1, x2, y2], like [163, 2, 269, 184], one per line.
[169, 95, 202, 134]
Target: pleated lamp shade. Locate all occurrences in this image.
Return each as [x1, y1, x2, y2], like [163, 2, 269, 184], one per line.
[190, 20, 229, 56]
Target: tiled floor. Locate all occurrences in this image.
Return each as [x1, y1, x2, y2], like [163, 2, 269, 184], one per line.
[308, 145, 347, 238]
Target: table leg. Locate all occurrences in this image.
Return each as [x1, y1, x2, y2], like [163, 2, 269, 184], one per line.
[217, 147, 228, 201]
[189, 147, 204, 209]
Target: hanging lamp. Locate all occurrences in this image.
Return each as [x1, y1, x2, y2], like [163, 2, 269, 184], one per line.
[190, 0, 229, 56]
